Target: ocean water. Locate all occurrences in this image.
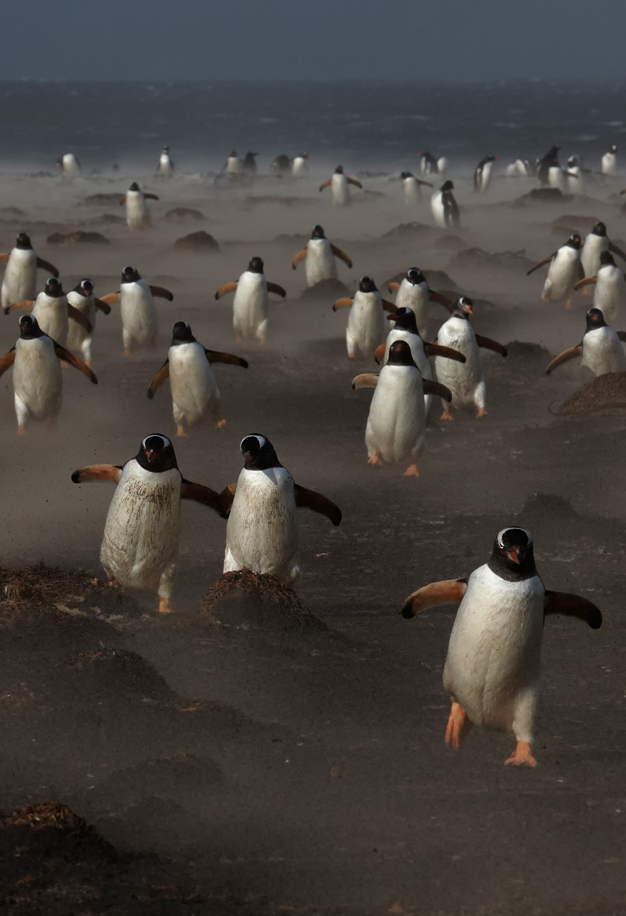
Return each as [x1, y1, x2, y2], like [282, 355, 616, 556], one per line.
[1, 80, 626, 174]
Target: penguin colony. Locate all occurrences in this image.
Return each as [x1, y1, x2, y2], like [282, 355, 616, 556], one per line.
[7, 137, 626, 771]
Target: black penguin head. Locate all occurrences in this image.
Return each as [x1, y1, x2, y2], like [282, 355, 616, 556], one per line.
[407, 267, 426, 285]
[163, 146, 170, 153]
[387, 306, 418, 334]
[73, 278, 94, 297]
[387, 340, 417, 367]
[129, 182, 140, 192]
[248, 256, 264, 273]
[44, 277, 64, 298]
[592, 221, 607, 237]
[400, 171, 414, 179]
[599, 250, 615, 267]
[441, 180, 454, 192]
[122, 265, 141, 283]
[567, 155, 579, 168]
[312, 225, 326, 239]
[240, 434, 281, 471]
[453, 296, 473, 319]
[136, 434, 178, 473]
[244, 151, 258, 161]
[19, 314, 44, 339]
[567, 233, 582, 250]
[359, 276, 378, 293]
[230, 150, 238, 157]
[171, 320, 195, 344]
[585, 308, 607, 332]
[489, 528, 536, 581]
[15, 232, 32, 250]
[335, 165, 344, 174]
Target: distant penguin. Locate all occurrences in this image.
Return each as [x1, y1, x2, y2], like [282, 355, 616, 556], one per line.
[221, 434, 341, 584]
[602, 144, 618, 175]
[292, 153, 310, 176]
[100, 266, 174, 356]
[67, 279, 112, 367]
[431, 180, 460, 229]
[401, 527, 602, 767]
[332, 276, 392, 359]
[566, 156, 584, 196]
[0, 314, 97, 435]
[419, 152, 440, 175]
[147, 321, 248, 437]
[400, 171, 433, 205]
[545, 308, 626, 377]
[0, 233, 59, 312]
[575, 251, 626, 324]
[433, 297, 507, 420]
[474, 155, 498, 193]
[387, 267, 454, 339]
[437, 157, 449, 175]
[527, 233, 583, 307]
[242, 152, 258, 176]
[319, 165, 362, 208]
[120, 182, 159, 230]
[58, 153, 81, 175]
[581, 222, 626, 278]
[537, 146, 562, 188]
[292, 225, 352, 287]
[215, 256, 286, 344]
[158, 146, 174, 178]
[271, 154, 292, 175]
[71, 435, 226, 614]
[226, 150, 241, 176]
[505, 159, 533, 177]
[351, 340, 452, 477]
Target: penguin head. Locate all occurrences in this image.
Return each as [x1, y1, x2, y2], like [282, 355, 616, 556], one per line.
[163, 146, 170, 153]
[610, 145, 618, 154]
[230, 150, 238, 158]
[567, 155, 579, 168]
[244, 151, 258, 161]
[407, 267, 426, 286]
[311, 225, 326, 239]
[15, 232, 32, 250]
[129, 182, 140, 192]
[122, 265, 141, 283]
[400, 171, 414, 179]
[240, 434, 282, 471]
[599, 250, 615, 268]
[19, 314, 44, 339]
[453, 296, 473, 319]
[387, 307, 418, 334]
[335, 165, 344, 174]
[137, 434, 178, 473]
[387, 340, 417, 368]
[44, 278, 64, 298]
[248, 256, 264, 274]
[567, 233, 582, 250]
[358, 276, 378, 293]
[585, 308, 607, 332]
[592, 221, 607, 237]
[171, 320, 195, 344]
[74, 279, 94, 297]
[441, 180, 454, 192]
[489, 528, 536, 580]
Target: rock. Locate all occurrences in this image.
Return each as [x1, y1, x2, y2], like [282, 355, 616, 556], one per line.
[173, 230, 219, 252]
[78, 193, 124, 206]
[382, 222, 441, 240]
[164, 207, 205, 223]
[47, 231, 110, 246]
[512, 188, 568, 206]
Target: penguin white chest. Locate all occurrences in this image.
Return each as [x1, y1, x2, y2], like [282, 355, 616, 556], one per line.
[1, 248, 37, 309]
[13, 336, 62, 421]
[346, 291, 386, 357]
[602, 152, 617, 175]
[32, 294, 69, 346]
[581, 235, 607, 278]
[593, 266, 626, 323]
[548, 166, 564, 189]
[292, 156, 308, 176]
[582, 327, 626, 375]
[395, 281, 430, 337]
[403, 176, 420, 203]
[382, 328, 432, 413]
[365, 364, 426, 465]
[169, 342, 219, 425]
[543, 247, 579, 302]
[435, 319, 482, 407]
[120, 280, 157, 348]
[159, 155, 173, 177]
[430, 191, 446, 228]
[306, 239, 337, 286]
[332, 173, 350, 207]
[233, 271, 268, 339]
[224, 467, 299, 583]
[66, 291, 96, 352]
[126, 190, 149, 229]
[100, 463, 181, 591]
[478, 161, 493, 192]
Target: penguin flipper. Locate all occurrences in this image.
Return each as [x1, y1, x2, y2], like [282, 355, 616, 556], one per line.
[100, 292, 120, 304]
[527, 254, 556, 276]
[544, 591, 602, 629]
[382, 299, 397, 313]
[352, 373, 379, 390]
[388, 282, 400, 293]
[330, 244, 353, 268]
[94, 298, 112, 315]
[292, 249, 307, 269]
[205, 349, 248, 368]
[147, 360, 170, 399]
[0, 347, 15, 377]
[36, 257, 60, 277]
[149, 285, 174, 301]
[417, 179, 433, 187]
[67, 304, 93, 334]
[0, 253, 9, 262]
[347, 178, 363, 189]
[608, 241, 626, 262]
[425, 343, 466, 363]
[374, 344, 386, 365]
[574, 275, 597, 291]
[617, 331, 626, 342]
[401, 578, 467, 619]
[319, 180, 332, 191]
[267, 282, 287, 297]
[294, 484, 342, 526]
[119, 196, 127, 205]
[181, 480, 228, 519]
[332, 298, 353, 311]
[475, 335, 507, 357]
[218, 484, 237, 516]
[54, 344, 98, 383]
[423, 379, 452, 402]
[545, 345, 582, 375]
[71, 465, 122, 484]
[4, 299, 34, 315]
[429, 290, 454, 312]
[215, 282, 238, 300]
[144, 193, 160, 201]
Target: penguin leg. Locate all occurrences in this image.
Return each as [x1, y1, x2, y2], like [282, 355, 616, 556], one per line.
[440, 403, 454, 421]
[122, 328, 133, 358]
[445, 702, 473, 750]
[256, 318, 268, 345]
[505, 689, 538, 767]
[474, 380, 487, 418]
[346, 330, 357, 359]
[367, 452, 384, 467]
[404, 439, 425, 477]
[82, 338, 92, 368]
[172, 403, 188, 438]
[158, 565, 175, 614]
[505, 742, 537, 768]
[14, 394, 28, 435]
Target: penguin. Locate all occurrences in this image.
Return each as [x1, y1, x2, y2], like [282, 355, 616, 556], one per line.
[215, 256, 286, 344]
[431, 181, 460, 229]
[537, 146, 562, 188]
[473, 155, 498, 193]
[226, 150, 241, 177]
[292, 153, 310, 176]
[437, 157, 449, 175]
[147, 321, 248, 437]
[292, 225, 352, 287]
[4, 278, 93, 348]
[351, 340, 452, 477]
[373, 307, 465, 415]
[433, 297, 507, 420]
[505, 159, 533, 177]
[566, 155, 584, 196]
[100, 266, 174, 356]
[602, 144, 618, 175]
[71, 435, 227, 614]
[419, 152, 440, 175]
[221, 434, 341, 584]
[57, 153, 81, 175]
[271, 154, 292, 175]
[242, 152, 258, 177]
[120, 182, 159, 230]
[401, 527, 602, 767]
[0, 233, 59, 312]
[575, 251, 626, 324]
[0, 314, 97, 435]
[66, 279, 112, 367]
[527, 233, 583, 307]
[319, 165, 362, 208]
[581, 222, 626, 279]
[387, 267, 454, 339]
[400, 171, 433, 205]
[332, 276, 394, 359]
[158, 146, 174, 178]
[545, 308, 626, 377]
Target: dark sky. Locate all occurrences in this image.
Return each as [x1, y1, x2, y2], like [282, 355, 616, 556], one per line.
[3, 0, 625, 82]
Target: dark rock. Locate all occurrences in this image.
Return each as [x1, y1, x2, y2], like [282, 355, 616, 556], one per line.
[173, 231, 219, 252]
[448, 247, 535, 272]
[47, 231, 110, 246]
[164, 207, 205, 223]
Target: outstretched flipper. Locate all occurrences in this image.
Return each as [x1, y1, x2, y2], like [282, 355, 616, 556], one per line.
[401, 578, 467, 619]
[53, 345, 98, 383]
[475, 335, 507, 357]
[100, 292, 120, 305]
[330, 244, 353, 268]
[423, 379, 452, 401]
[388, 281, 400, 293]
[294, 484, 342, 526]
[609, 241, 626, 262]
[545, 345, 582, 375]
[181, 480, 228, 518]
[417, 179, 434, 187]
[617, 331, 626, 343]
[267, 282, 286, 297]
[4, 299, 34, 315]
[544, 590, 602, 629]
[425, 343, 466, 363]
[36, 257, 59, 277]
[0, 347, 16, 378]
[144, 193, 160, 201]
[382, 299, 397, 313]
[149, 285, 174, 301]
[574, 276, 597, 291]
[319, 180, 332, 191]
[147, 360, 170, 399]
[215, 282, 238, 300]
[352, 373, 379, 390]
[332, 297, 353, 311]
[374, 343, 386, 364]
[71, 465, 122, 484]
[347, 178, 363, 188]
[218, 483, 237, 516]
[119, 196, 127, 205]
[67, 304, 93, 333]
[205, 349, 248, 368]
[292, 250, 307, 269]
[94, 298, 112, 315]
[429, 290, 455, 311]
[527, 254, 556, 276]
[0, 253, 10, 263]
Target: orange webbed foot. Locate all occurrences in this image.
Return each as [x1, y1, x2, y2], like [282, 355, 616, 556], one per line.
[175, 425, 188, 438]
[404, 463, 420, 478]
[445, 702, 473, 750]
[476, 408, 488, 418]
[440, 407, 454, 421]
[17, 425, 25, 437]
[505, 741, 537, 768]
[216, 419, 226, 428]
[367, 453, 384, 467]
[159, 597, 172, 614]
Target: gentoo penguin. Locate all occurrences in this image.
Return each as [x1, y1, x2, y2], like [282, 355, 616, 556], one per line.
[0, 233, 59, 312]
[433, 297, 507, 420]
[537, 146, 563, 188]
[332, 276, 393, 359]
[215, 256, 286, 344]
[419, 152, 440, 175]
[319, 165, 362, 208]
[226, 150, 241, 177]
[71, 435, 227, 614]
[575, 251, 626, 324]
[431, 181, 460, 229]
[505, 158, 533, 177]
[271, 154, 292, 175]
[400, 171, 433, 205]
[221, 434, 341, 584]
[374, 307, 465, 415]
[100, 266, 174, 356]
[120, 182, 159, 230]
[147, 321, 248, 436]
[158, 146, 174, 178]
[566, 155, 584, 196]
[473, 155, 498, 193]
[351, 341, 452, 477]
[527, 233, 583, 307]
[401, 527, 602, 767]
[57, 153, 81, 175]
[581, 222, 626, 279]
[4, 278, 92, 348]
[66, 279, 112, 367]
[242, 152, 258, 177]
[292, 153, 311, 176]
[545, 308, 626, 377]
[0, 315, 97, 435]
[602, 144, 618, 175]
[387, 267, 454, 339]
[292, 225, 352, 288]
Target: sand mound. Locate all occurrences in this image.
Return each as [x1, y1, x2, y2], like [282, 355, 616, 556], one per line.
[78, 193, 123, 206]
[47, 230, 110, 245]
[173, 230, 219, 251]
[164, 207, 204, 222]
[0, 563, 110, 618]
[299, 278, 350, 302]
[382, 221, 440, 240]
[504, 340, 552, 370]
[448, 247, 534, 272]
[558, 372, 626, 415]
[513, 188, 568, 205]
